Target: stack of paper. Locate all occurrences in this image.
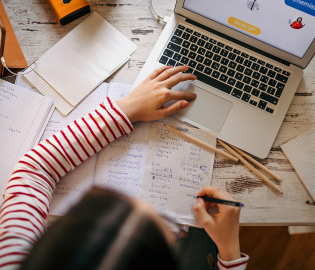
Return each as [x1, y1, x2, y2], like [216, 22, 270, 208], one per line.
[0, 79, 54, 204]
[24, 12, 136, 116]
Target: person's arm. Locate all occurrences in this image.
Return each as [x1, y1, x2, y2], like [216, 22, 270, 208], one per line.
[0, 97, 133, 269]
[0, 65, 196, 269]
[194, 187, 249, 270]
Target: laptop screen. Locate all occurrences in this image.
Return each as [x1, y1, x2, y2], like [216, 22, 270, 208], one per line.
[183, 0, 315, 59]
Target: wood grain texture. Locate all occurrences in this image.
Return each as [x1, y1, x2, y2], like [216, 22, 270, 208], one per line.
[239, 226, 315, 270]
[4, 0, 315, 224]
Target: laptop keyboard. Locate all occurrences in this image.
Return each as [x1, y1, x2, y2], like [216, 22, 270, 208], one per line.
[159, 25, 291, 114]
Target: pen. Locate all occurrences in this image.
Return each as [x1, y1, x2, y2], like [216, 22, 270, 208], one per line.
[197, 196, 244, 207]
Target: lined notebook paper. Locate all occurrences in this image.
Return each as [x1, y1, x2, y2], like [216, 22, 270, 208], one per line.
[0, 79, 54, 204]
[30, 12, 136, 107]
[140, 122, 217, 227]
[281, 129, 315, 201]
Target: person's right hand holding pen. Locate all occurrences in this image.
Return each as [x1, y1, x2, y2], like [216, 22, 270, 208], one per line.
[194, 187, 245, 263]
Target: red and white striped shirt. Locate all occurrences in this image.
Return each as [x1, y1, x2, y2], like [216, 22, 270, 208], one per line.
[0, 97, 248, 270]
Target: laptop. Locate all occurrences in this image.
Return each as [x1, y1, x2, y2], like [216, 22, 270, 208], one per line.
[132, 0, 315, 158]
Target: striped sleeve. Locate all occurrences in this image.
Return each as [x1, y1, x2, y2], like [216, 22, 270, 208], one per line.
[218, 253, 249, 270]
[0, 98, 133, 270]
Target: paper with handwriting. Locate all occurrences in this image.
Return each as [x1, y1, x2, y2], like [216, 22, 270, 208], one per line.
[94, 83, 153, 197]
[0, 79, 53, 204]
[140, 122, 217, 227]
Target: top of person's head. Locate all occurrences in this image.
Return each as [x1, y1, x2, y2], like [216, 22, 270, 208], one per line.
[20, 188, 178, 270]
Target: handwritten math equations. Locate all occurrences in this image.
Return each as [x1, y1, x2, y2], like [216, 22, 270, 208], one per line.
[140, 123, 217, 227]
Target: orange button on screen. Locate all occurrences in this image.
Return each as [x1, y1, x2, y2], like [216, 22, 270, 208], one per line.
[228, 17, 261, 36]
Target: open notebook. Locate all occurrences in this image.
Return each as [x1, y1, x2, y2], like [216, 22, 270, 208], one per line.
[14, 80, 217, 227]
[24, 12, 136, 115]
[0, 79, 54, 204]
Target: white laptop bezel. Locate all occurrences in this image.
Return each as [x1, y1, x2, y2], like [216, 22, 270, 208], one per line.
[175, 0, 315, 69]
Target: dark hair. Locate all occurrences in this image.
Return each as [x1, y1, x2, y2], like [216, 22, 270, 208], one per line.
[297, 17, 302, 22]
[20, 188, 177, 270]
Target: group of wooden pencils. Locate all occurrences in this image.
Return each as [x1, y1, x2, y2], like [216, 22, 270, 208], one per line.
[167, 126, 282, 194]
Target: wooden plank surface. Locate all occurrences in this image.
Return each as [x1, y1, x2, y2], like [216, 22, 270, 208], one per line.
[4, 0, 315, 224]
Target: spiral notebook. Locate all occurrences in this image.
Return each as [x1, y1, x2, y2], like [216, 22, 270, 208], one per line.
[281, 129, 315, 201]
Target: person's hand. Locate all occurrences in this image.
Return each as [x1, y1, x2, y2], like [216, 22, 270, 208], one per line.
[116, 65, 196, 123]
[193, 187, 241, 262]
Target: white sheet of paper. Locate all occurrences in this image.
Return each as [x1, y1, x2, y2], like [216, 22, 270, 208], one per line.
[94, 121, 152, 198]
[15, 75, 56, 146]
[0, 79, 53, 203]
[33, 12, 136, 106]
[281, 128, 315, 201]
[140, 122, 217, 227]
[24, 56, 130, 115]
[15, 73, 40, 94]
[24, 66, 75, 116]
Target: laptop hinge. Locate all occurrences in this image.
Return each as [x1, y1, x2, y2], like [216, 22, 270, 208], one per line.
[185, 18, 291, 67]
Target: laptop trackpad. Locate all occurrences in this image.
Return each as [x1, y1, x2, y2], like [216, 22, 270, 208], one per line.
[178, 84, 233, 133]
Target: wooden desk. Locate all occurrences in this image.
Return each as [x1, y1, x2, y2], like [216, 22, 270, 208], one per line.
[5, 0, 315, 225]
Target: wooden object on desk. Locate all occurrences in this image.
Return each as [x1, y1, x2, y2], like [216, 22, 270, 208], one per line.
[228, 144, 281, 181]
[0, 0, 28, 77]
[218, 139, 283, 194]
[166, 125, 238, 162]
[7, 0, 315, 225]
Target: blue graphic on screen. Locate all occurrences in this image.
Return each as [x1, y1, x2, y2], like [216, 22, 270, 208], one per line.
[285, 0, 315, 17]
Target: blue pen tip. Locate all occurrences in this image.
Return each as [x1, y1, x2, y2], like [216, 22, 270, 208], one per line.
[241, 204, 245, 207]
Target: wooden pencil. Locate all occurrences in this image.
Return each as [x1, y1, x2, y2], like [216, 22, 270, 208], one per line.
[166, 126, 238, 162]
[217, 139, 283, 194]
[228, 144, 281, 181]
